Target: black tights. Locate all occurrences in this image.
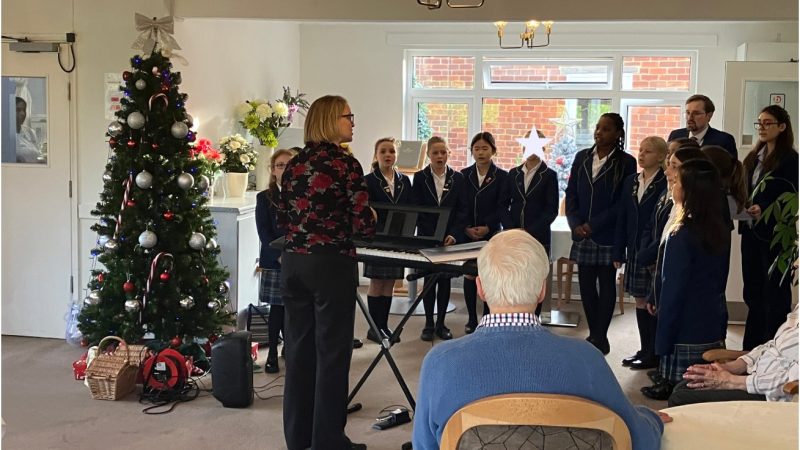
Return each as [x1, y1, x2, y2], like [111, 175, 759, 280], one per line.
[422, 275, 451, 328]
[577, 264, 617, 343]
[267, 304, 284, 360]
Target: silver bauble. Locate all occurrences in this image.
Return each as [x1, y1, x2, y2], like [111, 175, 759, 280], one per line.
[152, 66, 160, 76]
[177, 172, 195, 190]
[207, 300, 221, 311]
[135, 79, 147, 90]
[205, 238, 218, 250]
[124, 299, 141, 312]
[138, 230, 157, 248]
[107, 121, 124, 136]
[126, 111, 146, 130]
[179, 296, 195, 309]
[183, 113, 194, 127]
[104, 238, 119, 252]
[98, 235, 111, 246]
[85, 290, 101, 306]
[219, 281, 230, 295]
[102, 171, 113, 182]
[189, 232, 206, 250]
[135, 170, 153, 189]
[196, 175, 210, 192]
[170, 121, 189, 139]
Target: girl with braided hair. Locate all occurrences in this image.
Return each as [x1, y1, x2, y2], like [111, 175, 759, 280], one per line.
[565, 112, 637, 354]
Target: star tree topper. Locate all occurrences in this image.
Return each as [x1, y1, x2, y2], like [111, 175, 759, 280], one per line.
[516, 125, 552, 160]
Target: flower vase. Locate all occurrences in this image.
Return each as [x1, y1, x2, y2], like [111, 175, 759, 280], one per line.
[224, 172, 249, 198]
[254, 143, 274, 191]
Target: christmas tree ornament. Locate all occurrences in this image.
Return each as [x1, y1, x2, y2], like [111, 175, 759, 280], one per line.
[177, 172, 195, 190]
[205, 238, 218, 250]
[189, 232, 206, 250]
[97, 273, 105, 283]
[126, 111, 146, 129]
[163, 210, 175, 221]
[183, 113, 193, 127]
[98, 235, 111, 246]
[219, 281, 230, 295]
[107, 121, 124, 136]
[196, 175, 210, 192]
[102, 171, 113, 182]
[170, 336, 182, 348]
[179, 296, 195, 309]
[123, 280, 136, 293]
[85, 290, 101, 305]
[135, 79, 147, 90]
[104, 239, 119, 252]
[152, 66, 161, 76]
[207, 300, 220, 311]
[186, 131, 196, 142]
[159, 271, 170, 282]
[135, 170, 153, 189]
[138, 230, 157, 248]
[170, 121, 189, 139]
[124, 299, 141, 312]
[151, 143, 160, 151]
[126, 199, 136, 207]
[127, 139, 137, 149]
[109, 137, 118, 147]
[160, 84, 170, 93]
[122, 71, 132, 81]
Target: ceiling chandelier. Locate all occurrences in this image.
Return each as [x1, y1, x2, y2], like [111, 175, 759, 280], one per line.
[494, 20, 554, 49]
[417, 0, 484, 9]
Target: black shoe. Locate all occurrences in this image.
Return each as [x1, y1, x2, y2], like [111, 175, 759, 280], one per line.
[464, 323, 477, 335]
[641, 381, 673, 400]
[421, 327, 434, 342]
[366, 328, 382, 344]
[351, 443, 367, 450]
[435, 326, 453, 340]
[381, 327, 400, 344]
[353, 339, 363, 349]
[647, 369, 664, 383]
[622, 352, 642, 367]
[629, 358, 658, 370]
[265, 357, 279, 374]
[587, 336, 610, 355]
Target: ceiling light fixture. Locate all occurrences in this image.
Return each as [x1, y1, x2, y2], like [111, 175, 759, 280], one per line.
[494, 20, 554, 49]
[417, 0, 484, 9]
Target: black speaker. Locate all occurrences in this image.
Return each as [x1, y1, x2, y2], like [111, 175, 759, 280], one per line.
[211, 331, 254, 408]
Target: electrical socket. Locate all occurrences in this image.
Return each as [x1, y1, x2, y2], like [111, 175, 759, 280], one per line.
[66, 33, 75, 43]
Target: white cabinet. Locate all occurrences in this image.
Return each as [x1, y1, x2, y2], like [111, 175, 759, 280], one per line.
[207, 192, 260, 323]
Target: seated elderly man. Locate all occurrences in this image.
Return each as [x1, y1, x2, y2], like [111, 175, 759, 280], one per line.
[669, 305, 798, 406]
[412, 230, 669, 450]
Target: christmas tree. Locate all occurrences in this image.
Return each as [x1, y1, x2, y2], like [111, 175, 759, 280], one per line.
[547, 110, 580, 196]
[78, 50, 233, 346]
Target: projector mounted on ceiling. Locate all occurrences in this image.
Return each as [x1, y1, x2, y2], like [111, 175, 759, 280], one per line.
[9, 42, 60, 53]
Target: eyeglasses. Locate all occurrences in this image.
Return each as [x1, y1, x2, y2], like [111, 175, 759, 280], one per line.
[341, 113, 355, 125]
[754, 122, 779, 130]
[272, 163, 287, 169]
[685, 111, 707, 118]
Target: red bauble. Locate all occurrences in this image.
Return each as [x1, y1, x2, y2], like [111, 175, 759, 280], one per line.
[97, 273, 105, 283]
[122, 71, 132, 81]
[126, 200, 135, 207]
[151, 143, 160, 151]
[108, 137, 117, 147]
[127, 140, 136, 149]
[123, 281, 135, 293]
[160, 84, 170, 93]
[208, 334, 218, 344]
[170, 336, 181, 348]
[201, 276, 209, 285]
[159, 271, 170, 282]
[80, 338, 90, 347]
[163, 211, 174, 221]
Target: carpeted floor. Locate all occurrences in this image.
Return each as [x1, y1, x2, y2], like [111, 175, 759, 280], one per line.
[1, 287, 744, 450]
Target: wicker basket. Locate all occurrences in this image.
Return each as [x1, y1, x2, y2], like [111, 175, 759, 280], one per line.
[85, 336, 138, 400]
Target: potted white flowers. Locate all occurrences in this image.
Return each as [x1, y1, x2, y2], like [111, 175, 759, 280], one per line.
[218, 134, 257, 198]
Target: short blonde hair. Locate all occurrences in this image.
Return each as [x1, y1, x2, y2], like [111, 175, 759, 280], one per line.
[304, 95, 348, 145]
[477, 230, 550, 307]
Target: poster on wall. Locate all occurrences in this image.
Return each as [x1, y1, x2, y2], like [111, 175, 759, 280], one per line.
[104, 73, 123, 120]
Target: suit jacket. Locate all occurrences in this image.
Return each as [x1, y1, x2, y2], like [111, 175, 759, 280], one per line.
[565, 146, 637, 246]
[255, 188, 285, 270]
[461, 162, 509, 240]
[412, 166, 467, 243]
[668, 126, 737, 159]
[365, 167, 415, 226]
[499, 162, 559, 252]
[612, 169, 668, 264]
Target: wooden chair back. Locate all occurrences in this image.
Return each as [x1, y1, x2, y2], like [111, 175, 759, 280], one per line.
[439, 393, 632, 450]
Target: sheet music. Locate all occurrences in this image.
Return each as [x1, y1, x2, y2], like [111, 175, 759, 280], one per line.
[419, 241, 486, 263]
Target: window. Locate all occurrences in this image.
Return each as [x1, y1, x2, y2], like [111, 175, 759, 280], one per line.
[622, 56, 692, 91]
[412, 56, 475, 89]
[485, 59, 612, 89]
[415, 101, 470, 168]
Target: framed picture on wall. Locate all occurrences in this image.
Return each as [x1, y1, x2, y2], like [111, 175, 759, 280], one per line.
[396, 140, 426, 173]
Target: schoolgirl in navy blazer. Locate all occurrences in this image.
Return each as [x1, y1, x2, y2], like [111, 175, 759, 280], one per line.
[412, 166, 467, 242]
[461, 161, 508, 240]
[365, 165, 415, 217]
[612, 169, 668, 268]
[499, 161, 559, 253]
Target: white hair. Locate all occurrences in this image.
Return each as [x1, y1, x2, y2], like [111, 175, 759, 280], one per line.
[476, 229, 550, 307]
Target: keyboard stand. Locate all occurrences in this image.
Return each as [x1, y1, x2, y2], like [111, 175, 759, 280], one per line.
[348, 270, 447, 411]
[389, 270, 456, 316]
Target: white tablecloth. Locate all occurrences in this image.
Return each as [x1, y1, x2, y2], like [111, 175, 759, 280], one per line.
[550, 216, 572, 261]
[661, 401, 798, 450]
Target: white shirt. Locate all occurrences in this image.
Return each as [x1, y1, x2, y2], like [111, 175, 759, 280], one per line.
[16, 125, 42, 163]
[521, 160, 542, 192]
[740, 305, 799, 401]
[752, 148, 767, 186]
[382, 171, 395, 197]
[592, 148, 616, 180]
[661, 203, 679, 243]
[637, 171, 656, 202]
[476, 169, 487, 187]
[432, 168, 447, 203]
[689, 126, 709, 145]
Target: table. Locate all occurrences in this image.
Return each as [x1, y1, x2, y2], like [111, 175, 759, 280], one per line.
[661, 401, 798, 450]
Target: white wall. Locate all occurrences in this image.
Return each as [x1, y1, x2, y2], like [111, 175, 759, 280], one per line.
[300, 21, 798, 165]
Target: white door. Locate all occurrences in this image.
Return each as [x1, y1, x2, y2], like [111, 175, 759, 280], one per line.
[2, 46, 74, 337]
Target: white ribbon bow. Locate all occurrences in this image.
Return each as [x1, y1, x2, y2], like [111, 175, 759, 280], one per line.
[131, 13, 187, 64]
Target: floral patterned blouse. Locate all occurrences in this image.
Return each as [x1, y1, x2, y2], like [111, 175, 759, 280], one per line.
[278, 141, 376, 257]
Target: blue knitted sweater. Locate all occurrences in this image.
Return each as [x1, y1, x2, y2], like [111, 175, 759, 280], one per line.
[412, 325, 664, 449]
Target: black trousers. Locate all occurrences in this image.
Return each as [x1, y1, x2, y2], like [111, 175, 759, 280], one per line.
[577, 264, 618, 342]
[281, 252, 357, 450]
[668, 380, 765, 407]
[741, 227, 793, 350]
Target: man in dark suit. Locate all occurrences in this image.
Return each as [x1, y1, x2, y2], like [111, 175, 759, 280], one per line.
[668, 94, 738, 159]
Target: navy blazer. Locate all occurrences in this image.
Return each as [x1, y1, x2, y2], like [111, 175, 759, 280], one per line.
[461, 162, 509, 240]
[639, 190, 673, 268]
[565, 147, 637, 246]
[412, 166, 467, 243]
[255, 188, 285, 270]
[655, 226, 728, 355]
[365, 167, 415, 225]
[499, 162, 559, 252]
[668, 126, 737, 159]
[740, 149, 799, 239]
[612, 169, 668, 264]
